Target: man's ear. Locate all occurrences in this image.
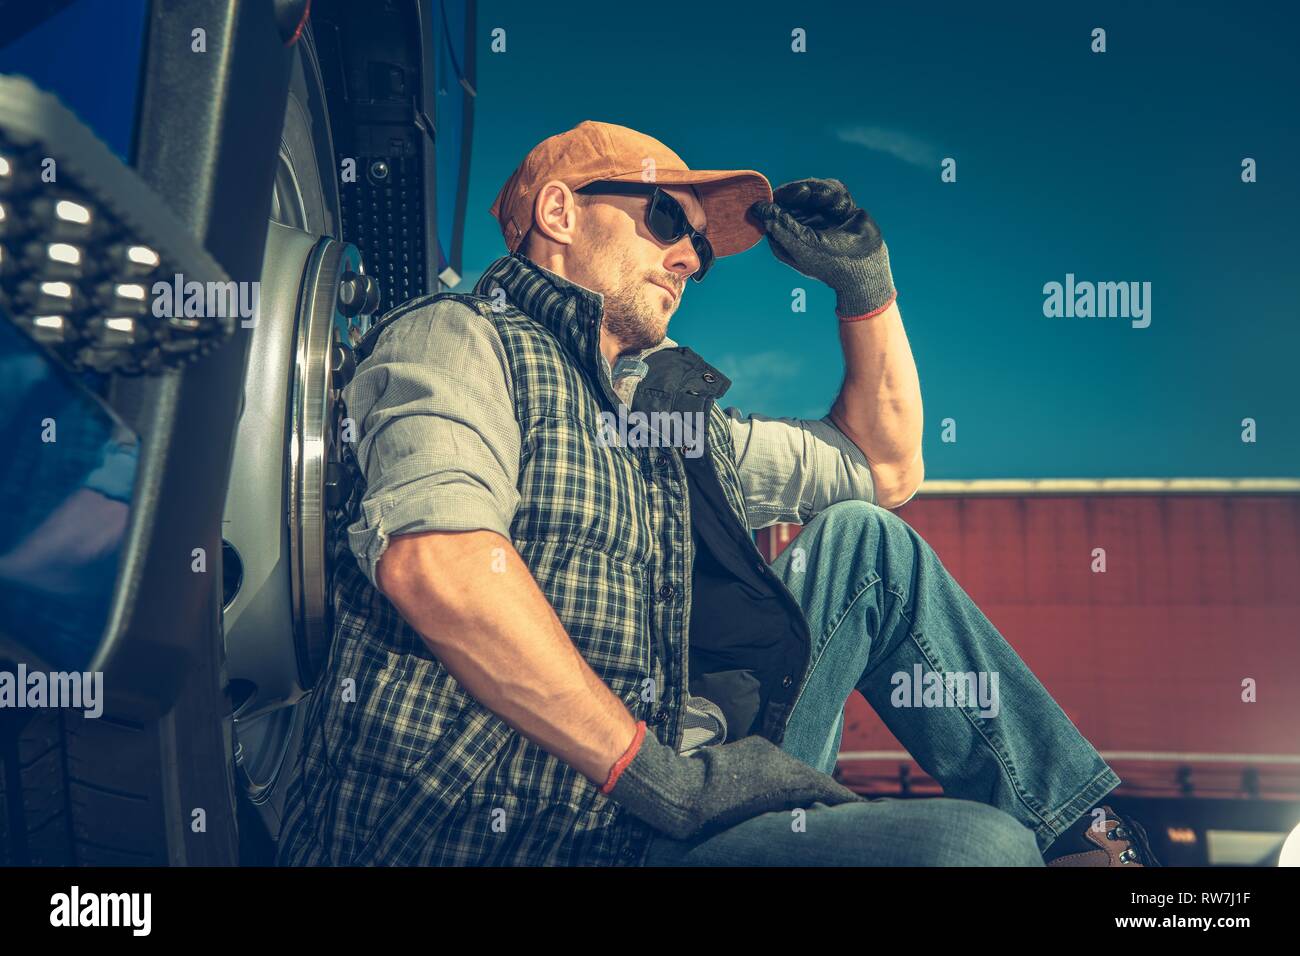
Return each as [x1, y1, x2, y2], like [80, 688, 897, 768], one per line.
[532, 181, 581, 248]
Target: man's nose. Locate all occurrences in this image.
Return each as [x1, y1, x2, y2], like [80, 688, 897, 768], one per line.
[667, 236, 699, 279]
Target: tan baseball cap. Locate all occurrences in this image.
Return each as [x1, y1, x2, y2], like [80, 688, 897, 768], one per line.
[489, 120, 773, 259]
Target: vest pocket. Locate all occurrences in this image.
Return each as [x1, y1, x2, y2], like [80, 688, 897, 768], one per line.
[348, 701, 513, 865]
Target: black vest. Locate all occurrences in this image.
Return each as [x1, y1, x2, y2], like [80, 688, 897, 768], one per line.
[633, 347, 810, 741]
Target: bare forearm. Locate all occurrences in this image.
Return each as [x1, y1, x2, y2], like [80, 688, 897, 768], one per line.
[829, 301, 925, 505]
[375, 529, 638, 785]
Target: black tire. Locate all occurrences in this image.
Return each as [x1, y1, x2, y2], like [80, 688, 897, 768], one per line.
[0, 648, 230, 866]
[0, 23, 337, 867]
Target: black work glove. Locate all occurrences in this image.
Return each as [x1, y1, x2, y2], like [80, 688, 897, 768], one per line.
[749, 177, 896, 320]
[603, 722, 866, 841]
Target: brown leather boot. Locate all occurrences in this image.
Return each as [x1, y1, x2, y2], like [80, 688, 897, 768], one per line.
[1044, 805, 1161, 867]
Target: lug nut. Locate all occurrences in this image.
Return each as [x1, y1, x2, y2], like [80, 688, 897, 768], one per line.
[337, 271, 381, 317]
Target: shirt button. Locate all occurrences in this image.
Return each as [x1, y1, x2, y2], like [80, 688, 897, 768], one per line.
[782, 674, 794, 688]
[657, 584, 675, 600]
[649, 709, 669, 726]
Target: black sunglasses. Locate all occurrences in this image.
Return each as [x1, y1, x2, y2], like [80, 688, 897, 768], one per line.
[576, 181, 715, 281]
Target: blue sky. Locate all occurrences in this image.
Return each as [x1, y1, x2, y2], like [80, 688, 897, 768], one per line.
[455, 0, 1299, 479]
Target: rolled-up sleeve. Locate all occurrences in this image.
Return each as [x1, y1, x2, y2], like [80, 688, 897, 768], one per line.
[342, 298, 520, 589]
[722, 407, 877, 529]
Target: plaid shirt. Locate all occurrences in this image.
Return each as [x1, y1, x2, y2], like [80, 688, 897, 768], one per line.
[277, 251, 875, 866]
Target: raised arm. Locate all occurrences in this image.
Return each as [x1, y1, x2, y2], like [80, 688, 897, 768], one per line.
[748, 178, 925, 510]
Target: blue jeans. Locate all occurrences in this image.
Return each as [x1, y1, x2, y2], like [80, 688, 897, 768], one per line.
[642, 499, 1121, 866]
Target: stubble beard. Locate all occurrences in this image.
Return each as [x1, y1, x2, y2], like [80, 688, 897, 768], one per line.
[596, 243, 673, 355]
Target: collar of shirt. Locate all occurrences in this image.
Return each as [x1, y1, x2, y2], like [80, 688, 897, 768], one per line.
[472, 252, 682, 408]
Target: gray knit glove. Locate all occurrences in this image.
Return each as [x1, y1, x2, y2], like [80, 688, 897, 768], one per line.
[604, 722, 865, 841]
[749, 177, 896, 319]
